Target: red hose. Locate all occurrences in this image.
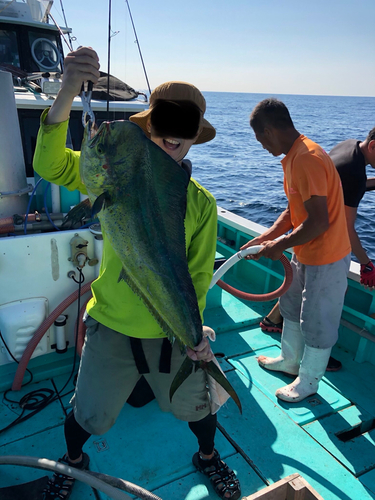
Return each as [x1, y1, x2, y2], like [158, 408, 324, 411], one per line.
[12, 281, 94, 391]
[217, 254, 293, 302]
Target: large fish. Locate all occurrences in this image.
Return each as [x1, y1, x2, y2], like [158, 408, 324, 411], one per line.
[79, 120, 241, 413]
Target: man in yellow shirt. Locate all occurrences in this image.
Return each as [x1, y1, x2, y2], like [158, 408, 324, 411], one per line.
[34, 46, 241, 500]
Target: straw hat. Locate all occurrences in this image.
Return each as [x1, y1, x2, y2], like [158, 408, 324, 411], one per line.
[129, 81, 216, 144]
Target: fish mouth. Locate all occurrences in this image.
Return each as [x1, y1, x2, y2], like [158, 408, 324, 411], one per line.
[163, 138, 180, 151]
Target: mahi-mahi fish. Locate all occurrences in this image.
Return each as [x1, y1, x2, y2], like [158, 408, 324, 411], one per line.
[79, 119, 241, 413]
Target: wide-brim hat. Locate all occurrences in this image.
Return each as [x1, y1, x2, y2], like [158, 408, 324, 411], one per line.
[129, 81, 216, 144]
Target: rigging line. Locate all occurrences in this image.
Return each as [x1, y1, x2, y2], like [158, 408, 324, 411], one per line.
[59, 0, 74, 49]
[0, 0, 16, 16]
[125, 0, 151, 96]
[48, 12, 73, 53]
[106, 0, 112, 119]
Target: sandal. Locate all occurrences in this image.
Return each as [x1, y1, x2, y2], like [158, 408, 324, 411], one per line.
[260, 316, 283, 334]
[193, 449, 241, 500]
[326, 356, 342, 372]
[42, 453, 90, 499]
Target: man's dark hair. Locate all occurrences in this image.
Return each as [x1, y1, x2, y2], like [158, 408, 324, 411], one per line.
[250, 98, 295, 133]
[366, 127, 375, 142]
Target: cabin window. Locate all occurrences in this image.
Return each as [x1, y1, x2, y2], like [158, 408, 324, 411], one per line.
[28, 31, 61, 72]
[0, 30, 20, 67]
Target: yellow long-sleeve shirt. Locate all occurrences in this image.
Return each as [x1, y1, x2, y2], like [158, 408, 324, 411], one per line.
[33, 110, 217, 338]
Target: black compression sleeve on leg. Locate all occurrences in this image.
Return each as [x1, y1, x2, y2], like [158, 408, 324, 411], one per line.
[64, 410, 92, 461]
[188, 412, 217, 456]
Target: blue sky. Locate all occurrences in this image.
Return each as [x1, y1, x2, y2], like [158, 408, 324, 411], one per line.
[53, 0, 375, 96]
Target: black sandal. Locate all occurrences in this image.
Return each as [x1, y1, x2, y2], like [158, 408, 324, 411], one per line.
[193, 450, 241, 500]
[42, 453, 90, 500]
[326, 356, 342, 372]
[260, 316, 283, 333]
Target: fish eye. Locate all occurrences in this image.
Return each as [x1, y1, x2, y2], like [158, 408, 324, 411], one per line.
[96, 143, 106, 155]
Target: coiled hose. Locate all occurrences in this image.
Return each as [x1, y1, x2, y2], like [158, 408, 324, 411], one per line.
[210, 246, 293, 302]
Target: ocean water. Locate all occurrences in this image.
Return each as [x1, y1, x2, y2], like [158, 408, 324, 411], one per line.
[188, 92, 375, 262]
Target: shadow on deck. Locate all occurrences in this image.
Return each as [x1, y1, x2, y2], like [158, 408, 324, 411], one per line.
[1, 288, 375, 500]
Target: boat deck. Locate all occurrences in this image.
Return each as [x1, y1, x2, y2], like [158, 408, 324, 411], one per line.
[1, 287, 375, 500]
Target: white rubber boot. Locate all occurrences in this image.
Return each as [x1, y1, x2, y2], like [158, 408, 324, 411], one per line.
[258, 319, 304, 376]
[275, 346, 331, 402]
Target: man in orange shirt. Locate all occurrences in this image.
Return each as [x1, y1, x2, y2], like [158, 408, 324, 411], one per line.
[242, 98, 351, 403]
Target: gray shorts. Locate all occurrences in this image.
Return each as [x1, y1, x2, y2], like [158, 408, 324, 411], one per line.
[279, 253, 350, 349]
[70, 316, 211, 435]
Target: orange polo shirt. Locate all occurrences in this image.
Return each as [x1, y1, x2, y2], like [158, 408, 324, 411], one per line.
[281, 135, 350, 265]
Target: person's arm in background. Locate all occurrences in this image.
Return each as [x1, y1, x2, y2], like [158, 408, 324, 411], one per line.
[345, 205, 375, 288]
[365, 178, 375, 191]
[250, 195, 329, 261]
[345, 206, 369, 264]
[241, 205, 293, 251]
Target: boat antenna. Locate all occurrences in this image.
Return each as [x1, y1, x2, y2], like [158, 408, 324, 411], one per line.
[125, 0, 152, 96]
[58, 0, 74, 50]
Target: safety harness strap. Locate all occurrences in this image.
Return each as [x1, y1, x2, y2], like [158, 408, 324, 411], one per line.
[129, 337, 150, 374]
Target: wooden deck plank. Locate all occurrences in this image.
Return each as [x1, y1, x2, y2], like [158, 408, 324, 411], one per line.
[211, 324, 281, 359]
[0, 373, 73, 448]
[1, 395, 244, 500]
[217, 370, 375, 500]
[204, 290, 264, 333]
[319, 345, 375, 416]
[153, 453, 265, 500]
[214, 321, 375, 419]
[84, 399, 236, 495]
[0, 425, 96, 500]
[228, 346, 351, 425]
[360, 469, 375, 496]
[0, 349, 77, 394]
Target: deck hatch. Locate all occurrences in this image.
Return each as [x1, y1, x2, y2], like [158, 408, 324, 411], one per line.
[336, 418, 375, 443]
[304, 405, 375, 476]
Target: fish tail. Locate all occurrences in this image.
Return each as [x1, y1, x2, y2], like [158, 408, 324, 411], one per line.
[169, 356, 194, 403]
[169, 358, 242, 414]
[203, 360, 242, 414]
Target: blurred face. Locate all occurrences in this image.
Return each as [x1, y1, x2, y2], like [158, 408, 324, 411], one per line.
[148, 121, 199, 164]
[254, 127, 283, 157]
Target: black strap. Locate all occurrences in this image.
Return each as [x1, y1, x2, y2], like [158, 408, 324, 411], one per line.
[159, 338, 173, 373]
[129, 337, 150, 374]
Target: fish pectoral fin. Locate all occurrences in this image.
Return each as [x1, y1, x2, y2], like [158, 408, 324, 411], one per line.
[61, 198, 92, 227]
[203, 360, 242, 414]
[169, 356, 194, 402]
[91, 191, 113, 218]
